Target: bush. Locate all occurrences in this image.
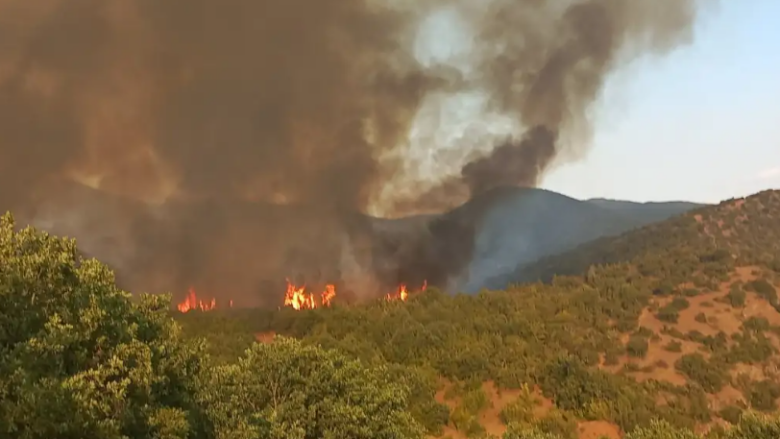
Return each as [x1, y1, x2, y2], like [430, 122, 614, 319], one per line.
[719, 405, 744, 425]
[664, 340, 683, 353]
[462, 387, 489, 415]
[743, 317, 771, 333]
[674, 353, 727, 393]
[500, 385, 537, 425]
[657, 307, 680, 323]
[682, 288, 701, 297]
[534, 409, 578, 439]
[727, 288, 747, 308]
[745, 279, 778, 305]
[657, 297, 690, 323]
[627, 335, 650, 358]
[770, 257, 780, 273]
[747, 380, 780, 412]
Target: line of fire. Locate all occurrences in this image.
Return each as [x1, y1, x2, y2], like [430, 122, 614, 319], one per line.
[176, 280, 427, 313]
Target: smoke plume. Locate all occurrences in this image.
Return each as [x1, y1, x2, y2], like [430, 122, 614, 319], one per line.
[0, 0, 708, 304]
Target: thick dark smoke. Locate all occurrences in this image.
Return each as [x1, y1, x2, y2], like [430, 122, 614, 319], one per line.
[0, 0, 708, 305]
[0, 0, 433, 208]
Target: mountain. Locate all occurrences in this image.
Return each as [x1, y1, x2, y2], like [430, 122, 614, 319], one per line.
[457, 187, 704, 292]
[357, 186, 705, 294]
[585, 198, 706, 224]
[511, 190, 779, 284]
[176, 189, 780, 438]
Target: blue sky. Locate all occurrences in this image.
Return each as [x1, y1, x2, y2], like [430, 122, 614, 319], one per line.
[409, 1, 780, 205]
[542, 1, 780, 203]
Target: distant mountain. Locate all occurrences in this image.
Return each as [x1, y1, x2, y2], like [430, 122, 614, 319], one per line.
[585, 198, 706, 224]
[453, 187, 703, 293]
[505, 190, 780, 285]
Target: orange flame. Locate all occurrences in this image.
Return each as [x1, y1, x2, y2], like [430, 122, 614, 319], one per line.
[322, 284, 336, 307]
[386, 280, 427, 302]
[177, 287, 218, 312]
[283, 279, 427, 310]
[386, 284, 408, 301]
[283, 280, 336, 310]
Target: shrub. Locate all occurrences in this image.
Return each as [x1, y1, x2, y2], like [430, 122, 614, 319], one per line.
[682, 288, 701, 297]
[657, 297, 690, 323]
[627, 335, 649, 358]
[727, 288, 747, 308]
[745, 279, 778, 304]
[675, 353, 727, 393]
[718, 405, 743, 425]
[657, 307, 679, 323]
[664, 340, 683, 353]
[534, 409, 578, 439]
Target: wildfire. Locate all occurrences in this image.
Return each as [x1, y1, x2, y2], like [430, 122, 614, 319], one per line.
[386, 284, 408, 301]
[282, 279, 427, 310]
[283, 280, 336, 310]
[386, 280, 427, 302]
[177, 287, 231, 312]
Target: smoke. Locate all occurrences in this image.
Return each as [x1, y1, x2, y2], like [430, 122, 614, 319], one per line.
[0, 0, 709, 304]
[0, 0, 437, 209]
[378, 0, 705, 213]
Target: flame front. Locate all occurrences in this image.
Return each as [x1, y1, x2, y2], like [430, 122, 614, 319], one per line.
[283, 279, 427, 310]
[177, 287, 219, 312]
[283, 280, 336, 310]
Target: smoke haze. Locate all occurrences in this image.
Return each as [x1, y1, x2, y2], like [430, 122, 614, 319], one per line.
[0, 0, 709, 304]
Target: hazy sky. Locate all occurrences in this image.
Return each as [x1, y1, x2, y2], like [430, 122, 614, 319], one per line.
[541, 1, 780, 203]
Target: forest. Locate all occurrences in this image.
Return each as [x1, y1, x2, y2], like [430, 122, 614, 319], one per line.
[2, 190, 780, 438]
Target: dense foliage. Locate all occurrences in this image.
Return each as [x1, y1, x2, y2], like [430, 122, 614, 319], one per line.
[0, 213, 423, 439]
[178, 191, 780, 436]
[2, 190, 780, 439]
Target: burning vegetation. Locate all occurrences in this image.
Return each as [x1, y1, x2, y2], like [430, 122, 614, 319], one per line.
[176, 279, 427, 313]
[281, 279, 427, 311]
[176, 287, 232, 313]
[283, 281, 336, 310]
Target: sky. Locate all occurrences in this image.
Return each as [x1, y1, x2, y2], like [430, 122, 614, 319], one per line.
[541, 1, 780, 203]
[411, 1, 780, 205]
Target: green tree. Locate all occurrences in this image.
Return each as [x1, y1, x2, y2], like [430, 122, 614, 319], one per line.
[626, 335, 649, 358]
[0, 213, 208, 438]
[197, 336, 425, 439]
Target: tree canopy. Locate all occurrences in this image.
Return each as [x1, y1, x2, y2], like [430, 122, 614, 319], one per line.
[0, 213, 423, 439]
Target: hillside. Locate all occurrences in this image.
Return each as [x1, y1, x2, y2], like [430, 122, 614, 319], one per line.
[176, 189, 780, 438]
[512, 190, 780, 283]
[479, 195, 706, 291]
[418, 187, 702, 293]
[585, 198, 706, 225]
[3, 190, 780, 439]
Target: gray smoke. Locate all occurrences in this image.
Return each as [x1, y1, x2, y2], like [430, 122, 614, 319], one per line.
[0, 0, 710, 304]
